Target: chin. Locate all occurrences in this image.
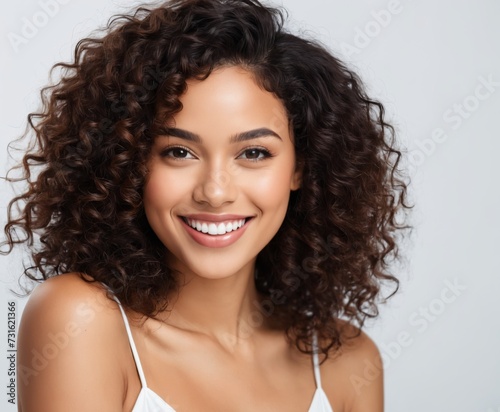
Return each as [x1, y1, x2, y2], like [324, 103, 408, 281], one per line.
[179, 256, 256, 282]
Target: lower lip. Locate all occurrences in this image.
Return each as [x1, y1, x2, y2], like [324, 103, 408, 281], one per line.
[180, 217, 252, 248]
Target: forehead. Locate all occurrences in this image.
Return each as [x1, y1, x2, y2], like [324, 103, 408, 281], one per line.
[170, 66, 290, 139]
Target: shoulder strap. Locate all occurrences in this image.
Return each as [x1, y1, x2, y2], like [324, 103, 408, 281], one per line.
[109, 292, 149, 389]
[312, 331, 323, 389]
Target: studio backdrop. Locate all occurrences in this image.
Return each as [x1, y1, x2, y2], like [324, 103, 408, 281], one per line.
[1, 1, 499, 411]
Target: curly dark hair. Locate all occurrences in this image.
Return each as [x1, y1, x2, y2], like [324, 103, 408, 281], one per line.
[2, 0, 411, 359]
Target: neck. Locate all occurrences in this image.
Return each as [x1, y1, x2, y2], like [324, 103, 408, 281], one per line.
[163, 262, 270, 347]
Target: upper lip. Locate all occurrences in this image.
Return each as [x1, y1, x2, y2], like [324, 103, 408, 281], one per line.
[181, 214, 252, 222]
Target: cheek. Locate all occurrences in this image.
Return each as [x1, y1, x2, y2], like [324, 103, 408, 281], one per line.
[143, 168, 187, 210]
[143, 177, 165, 213]
[142, 170, 185, 243]
[247, 166, 293, 211]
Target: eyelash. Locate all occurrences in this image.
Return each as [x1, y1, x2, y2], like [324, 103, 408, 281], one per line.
[159, 145, 194, 160]
[238, 147, 274, 161]
[159, 145, 274, 162]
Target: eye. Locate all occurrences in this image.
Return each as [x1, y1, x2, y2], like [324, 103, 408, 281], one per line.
[238, 147, 273, 161]
[160, 146, 196, 160]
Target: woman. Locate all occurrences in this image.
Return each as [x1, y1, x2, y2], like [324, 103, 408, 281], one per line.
[3, 0, 410, 410]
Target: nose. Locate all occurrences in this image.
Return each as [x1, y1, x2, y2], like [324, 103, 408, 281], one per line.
[192, 165, 238, 207]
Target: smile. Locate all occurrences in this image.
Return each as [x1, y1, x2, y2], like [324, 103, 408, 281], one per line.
[184, 218, 247, 235]
[179, 216, 253, 248]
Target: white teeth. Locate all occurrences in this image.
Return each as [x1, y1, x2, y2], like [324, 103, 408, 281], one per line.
[186, 218, 247, 235]
[217, 223, 226, 235]
[208, 223, 218, 235]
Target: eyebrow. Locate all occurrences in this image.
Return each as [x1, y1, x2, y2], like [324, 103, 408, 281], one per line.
[157, 127, 282, 143]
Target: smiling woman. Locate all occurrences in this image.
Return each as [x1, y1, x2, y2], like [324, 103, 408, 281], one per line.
[145, 67, 301, 274]
[1, 0, 411, 411]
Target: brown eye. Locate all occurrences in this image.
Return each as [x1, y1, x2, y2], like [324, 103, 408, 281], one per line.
[238, 148, 272, 161]
[160, 146, 195, 159]
[170, 148, 189, 158]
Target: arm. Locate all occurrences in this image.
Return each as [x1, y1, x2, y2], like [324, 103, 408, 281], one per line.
[347, 331, 384, 412]
[322, 324, 384, 412]
[17, 274, 125, 412]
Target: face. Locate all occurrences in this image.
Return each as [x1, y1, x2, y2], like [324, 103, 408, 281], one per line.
[143, 66, 301, 281]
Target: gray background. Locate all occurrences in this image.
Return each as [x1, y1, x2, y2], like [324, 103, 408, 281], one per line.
[1, 0, 499, 411]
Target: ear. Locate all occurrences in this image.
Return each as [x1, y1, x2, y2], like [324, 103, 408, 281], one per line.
[290, 158, 303, 191]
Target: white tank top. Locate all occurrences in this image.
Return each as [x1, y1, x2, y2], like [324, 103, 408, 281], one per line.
[113, 295, 334, 412]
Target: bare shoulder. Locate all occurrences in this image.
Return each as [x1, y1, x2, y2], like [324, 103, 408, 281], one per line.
[19, 273, 120, 344]
[320, 320, 384, 412]
[18, 273, 127, 412]
[22, 272, 113, 312]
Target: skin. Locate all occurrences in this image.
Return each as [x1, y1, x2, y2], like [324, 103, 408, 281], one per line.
[143, 65, 301, 342]
[17, 66, 383, 412]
